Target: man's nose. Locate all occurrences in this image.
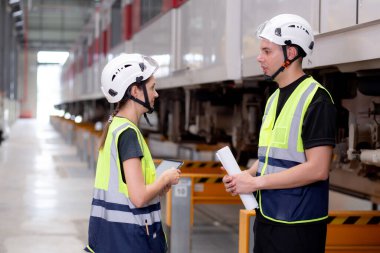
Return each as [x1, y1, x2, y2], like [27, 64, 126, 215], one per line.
[257, 53, 263, 62]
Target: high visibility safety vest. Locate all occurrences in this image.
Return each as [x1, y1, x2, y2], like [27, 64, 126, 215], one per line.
[85, 117, 167, 253]
[257, 77, 332, 224]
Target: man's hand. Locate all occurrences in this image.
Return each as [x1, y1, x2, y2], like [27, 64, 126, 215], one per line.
[222, 174, 237, 196]
[223, 171, 256, 195]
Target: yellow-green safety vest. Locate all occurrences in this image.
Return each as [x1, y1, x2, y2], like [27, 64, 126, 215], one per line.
[257, 76, 333, 224]
[85, 117, 166, 253]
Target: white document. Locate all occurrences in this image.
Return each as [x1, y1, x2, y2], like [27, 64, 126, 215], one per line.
[216, 146, 259, 210]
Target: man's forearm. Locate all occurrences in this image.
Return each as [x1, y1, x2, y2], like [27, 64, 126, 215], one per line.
[246, 159, 259, 176]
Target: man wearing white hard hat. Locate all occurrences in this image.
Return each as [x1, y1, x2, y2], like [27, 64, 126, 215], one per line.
[223, 14, 336, 253]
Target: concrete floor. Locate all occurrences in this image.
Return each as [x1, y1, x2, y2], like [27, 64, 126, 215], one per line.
[0, 119, 93, 253]
[0, 119, 242, 253]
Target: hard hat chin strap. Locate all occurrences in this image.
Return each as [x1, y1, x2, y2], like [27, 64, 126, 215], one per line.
[127, 82, 154, 126]
[266, 45, 301, 81]
[143, 113, 152, 126]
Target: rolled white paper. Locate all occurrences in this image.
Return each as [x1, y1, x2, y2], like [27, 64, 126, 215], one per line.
[216, 146, 258, 210]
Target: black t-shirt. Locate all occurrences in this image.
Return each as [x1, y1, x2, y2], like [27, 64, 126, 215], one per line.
[117, 126, 143, 184]
[256, 74, 336, 225]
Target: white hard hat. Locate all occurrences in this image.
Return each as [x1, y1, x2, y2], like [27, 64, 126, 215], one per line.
[257, 14, 314, 56]
[101, 53, 159, 103]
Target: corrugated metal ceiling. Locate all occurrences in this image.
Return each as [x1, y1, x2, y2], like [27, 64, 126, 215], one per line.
[20, 0, 95, 51]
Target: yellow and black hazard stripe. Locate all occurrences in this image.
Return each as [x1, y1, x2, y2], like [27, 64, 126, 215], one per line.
[327, 215, 380, 225]
[182, 161, 247, 170]
[182, 161, 222, 169]
[193, 177, 223, 184]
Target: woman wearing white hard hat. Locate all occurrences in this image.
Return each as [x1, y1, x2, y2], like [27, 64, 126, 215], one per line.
[85, 53, 180, 253]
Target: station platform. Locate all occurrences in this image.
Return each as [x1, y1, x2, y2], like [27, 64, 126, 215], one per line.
[0, 119, 242, 253]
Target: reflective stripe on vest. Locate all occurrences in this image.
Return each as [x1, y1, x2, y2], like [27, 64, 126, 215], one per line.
[257, 77, 331, 224]
[90, 189, 161, 226]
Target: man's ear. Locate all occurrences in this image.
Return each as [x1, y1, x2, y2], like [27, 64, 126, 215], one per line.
[287, 46, 298, 61]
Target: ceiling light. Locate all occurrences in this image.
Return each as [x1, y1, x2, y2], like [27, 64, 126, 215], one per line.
[37, 51, 70, 65]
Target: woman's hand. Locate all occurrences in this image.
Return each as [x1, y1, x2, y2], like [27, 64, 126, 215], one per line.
[161, 167, 181, 186]
[159, 184, 171, 196]
[158, 168, 181, 196]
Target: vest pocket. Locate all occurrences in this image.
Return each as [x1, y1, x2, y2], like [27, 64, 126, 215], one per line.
[149, 227, 167, 253]
[272, 126, 287, 145]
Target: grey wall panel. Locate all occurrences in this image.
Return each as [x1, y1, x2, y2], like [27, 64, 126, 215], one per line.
[4, 6, 11, 98]
[358, 0, 380, 23]
[0, 0, 4, 94]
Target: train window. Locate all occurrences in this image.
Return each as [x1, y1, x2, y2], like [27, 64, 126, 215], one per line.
[140, 0, 163, 27]
[111, 0, 122, 48]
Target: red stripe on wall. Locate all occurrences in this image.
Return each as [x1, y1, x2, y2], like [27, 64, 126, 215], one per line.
[124, 4, 133, 40]
[132, 0, 141, 34]
[173, 0, 188, 8]
[102, 27, 109, 55]
[162, 0, 174, 12]
[88, 43, 93, 67]
[94, 37, 100, 63]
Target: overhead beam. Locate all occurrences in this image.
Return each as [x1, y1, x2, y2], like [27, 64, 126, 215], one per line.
[27, 31, 80, 41]
[27, 25, 83, 32]
[26, 39, 73, 51]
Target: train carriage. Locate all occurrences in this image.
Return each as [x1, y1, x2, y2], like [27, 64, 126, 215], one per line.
[57, 0, 380, 200]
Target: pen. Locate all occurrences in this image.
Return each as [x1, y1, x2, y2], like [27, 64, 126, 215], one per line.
[145, 219, 149, 236]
